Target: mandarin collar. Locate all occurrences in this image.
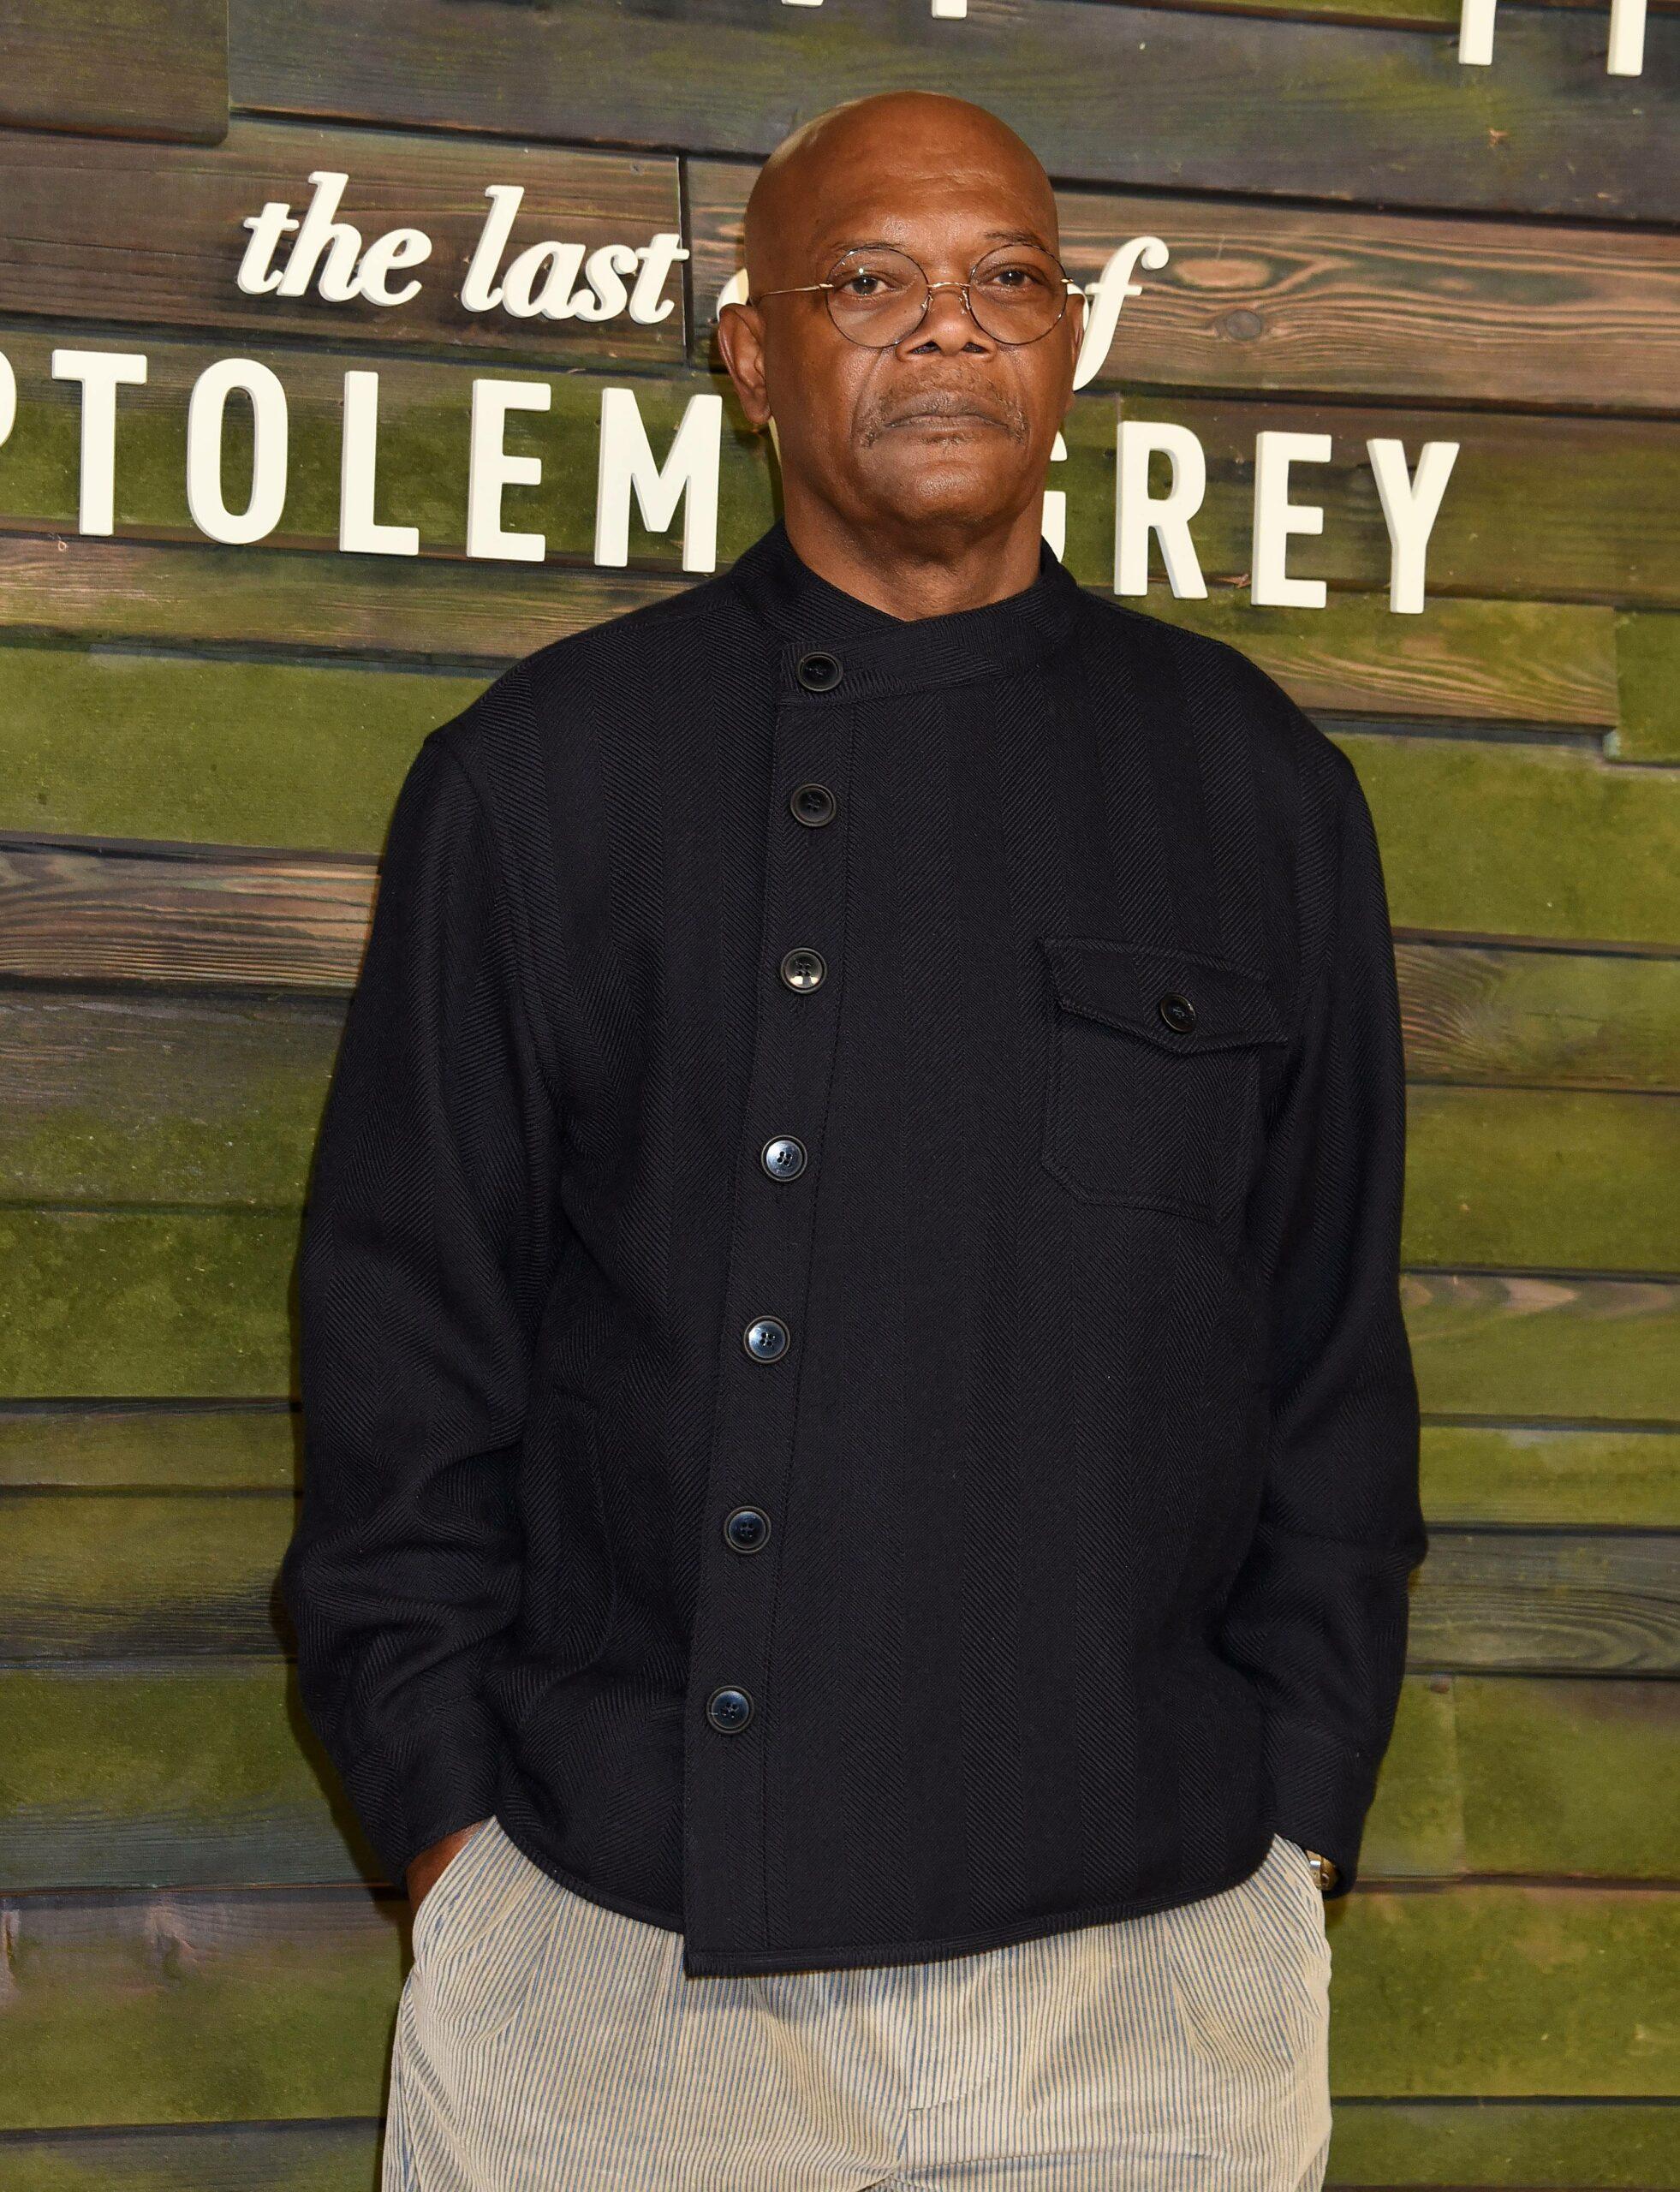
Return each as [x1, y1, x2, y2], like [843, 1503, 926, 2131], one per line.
[727, 513, 1081, 704]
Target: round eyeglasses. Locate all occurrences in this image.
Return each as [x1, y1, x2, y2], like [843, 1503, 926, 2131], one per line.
[743, 244, 1082, 348]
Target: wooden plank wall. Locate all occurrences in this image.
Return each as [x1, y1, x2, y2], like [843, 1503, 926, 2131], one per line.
[0, 0, 1676, 2183]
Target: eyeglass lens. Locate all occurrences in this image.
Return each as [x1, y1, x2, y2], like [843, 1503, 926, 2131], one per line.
[825, 246, 1069, 347]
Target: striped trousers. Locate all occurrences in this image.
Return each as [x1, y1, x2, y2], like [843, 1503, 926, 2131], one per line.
[383, 1820, 1333, 2191]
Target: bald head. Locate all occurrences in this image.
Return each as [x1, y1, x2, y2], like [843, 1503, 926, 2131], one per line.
[718, 91, 1083, 593]
[742, 92, 1062, 300]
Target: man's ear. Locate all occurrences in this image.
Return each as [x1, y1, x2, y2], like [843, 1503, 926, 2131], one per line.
[717, 300, 772, 433]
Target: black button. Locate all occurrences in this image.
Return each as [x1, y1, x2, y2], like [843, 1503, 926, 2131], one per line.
[707, 1684, 754, 1733]
[761, 1135, 807, 1180]
[743, 1315, 790, 1361]
[724, 1505, 771, 1554]
[789, 781, 837, 826]
[780, 947, 826, 992]
[795, 652, 843, 693]
[1157, 992, 1196, 1033]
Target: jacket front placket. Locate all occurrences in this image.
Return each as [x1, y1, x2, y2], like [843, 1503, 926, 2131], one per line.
[679, 641, 857, 1969]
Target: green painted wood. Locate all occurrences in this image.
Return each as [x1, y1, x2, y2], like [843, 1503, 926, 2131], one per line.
[1405, 1531, 1678, 1677]
[0, 534, 1622, 732]
[0, 1492, 1666, 1674]
[0, 1212, 297, 1398]
[4, 2105, 1678, 2191]
[1, 1214, 1673, 1417]
[227, 0, 1680, 223]
[0, 535, 679, 670]
[1057, 397, 1680, 613]
[1395, 942, 1680, 1092]
[0, 122, 682, 369]
[0, 1409, 296, 1492]
[0, 1493, 295, 1659]
[0, 0, 225, 140]
[1404, 1085, 1680, 1273]
[0, 844, 371, 992]
[687, 156, 1680, 412]
[0, 1663, 375, 1891]
[0, 1880, 1669, 2128]
[0, 993, 342, 1209]
[7, 1404, 1673, 1529]
[3, 329, 1677, 607]
[3, 992, 1678, 1270]
[0, 1886, 402, 2130]
[1404, 1272, 1680, 1424]
[1336, 730, 1680, 948]
[1322, 2097, 1680, 2186]
[0, 1666, 1671, 1893]
[1452, 1676, 1680, 1881]
[3, 680, 1677, 950]
[0, 646, 478, 852]
[1615, 610, 1680, 762]
[1423, 1426, 1680, 1529]
[0, 2121, 381, 2192]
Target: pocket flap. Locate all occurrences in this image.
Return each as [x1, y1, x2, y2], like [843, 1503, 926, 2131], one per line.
[1040, 934, 1288, 1054]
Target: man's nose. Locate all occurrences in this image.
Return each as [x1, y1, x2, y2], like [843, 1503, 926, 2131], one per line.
[909, 283, 995, 351]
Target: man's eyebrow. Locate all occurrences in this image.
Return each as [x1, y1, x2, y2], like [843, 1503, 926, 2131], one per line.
[815, 226, 1057, 259]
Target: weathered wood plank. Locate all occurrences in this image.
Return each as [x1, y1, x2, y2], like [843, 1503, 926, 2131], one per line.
[687, 156, 1680, 413]
[0, 535, 1623, 732]
[227, 0, 1680, 223]
[1, 1213, 1673, 1416]
[0, 1663, 376, 1891]
[0, 844, 372, 992]
[4, 2103, 1679, 2190]
[1404, 1085, 1680, 1275]
[0, 0, 226, 141]
[0, 122, 682, 367]
[0, 1212, 298, 1399]
[0, 1409, 297, 1494]
[0, 1495, 1667, 1674]
[0, 1879, 1669, 2128]
[1404, 1271, 1680, 1424]
[1406, 1532, 1679, 1677]
[1616, 609, 1680, 763]
[2, 1402, 1672, 1528]
[3, 692, 1677, 949]
[0, 986, 1676, 1265]
[1322, 2095, 1680, 2185]
[1395, 941, 1680, 1092]
[3, 1665, 1671, 1894]
[2, 329, 1677, 606]
[0, 2120, 380, 2192]
[0, 1493, 295, 1660]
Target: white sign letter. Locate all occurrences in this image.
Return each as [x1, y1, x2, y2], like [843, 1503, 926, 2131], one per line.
[50, 348, 149, 535]
[595, 386, 723, 574]
[1367, 438, 1458, 615]
[341, 370, 420, 556]
[1252, 430, 1331, 610]
[187, 358, 288, 544]
[1115, 417, 1207, 599]
[468, 378, 551, 561]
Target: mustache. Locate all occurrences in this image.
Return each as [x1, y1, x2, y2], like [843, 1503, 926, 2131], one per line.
[865, 389, 1028, 443]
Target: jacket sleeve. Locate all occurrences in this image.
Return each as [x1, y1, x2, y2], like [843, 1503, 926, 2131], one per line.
[1217, 750, 1428, 1898]
[281, 720, 563, 1885]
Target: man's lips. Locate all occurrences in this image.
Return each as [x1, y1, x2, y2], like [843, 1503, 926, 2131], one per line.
[884, 408, 1007, 429]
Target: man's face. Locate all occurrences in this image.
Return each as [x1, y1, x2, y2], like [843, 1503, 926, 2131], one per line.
[722, 138, 1085, 541]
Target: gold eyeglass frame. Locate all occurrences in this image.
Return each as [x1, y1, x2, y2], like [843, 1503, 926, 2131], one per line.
[738, 245, 1086, 348]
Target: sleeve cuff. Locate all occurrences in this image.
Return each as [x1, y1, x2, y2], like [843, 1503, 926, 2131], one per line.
[1263, 1709, 1381, 1900]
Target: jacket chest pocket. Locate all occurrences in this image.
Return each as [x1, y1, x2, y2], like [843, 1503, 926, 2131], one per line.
[1037, 934, 1289, 1220]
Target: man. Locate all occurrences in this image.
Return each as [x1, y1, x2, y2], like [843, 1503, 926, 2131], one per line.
[284, 88, 1427, 2192]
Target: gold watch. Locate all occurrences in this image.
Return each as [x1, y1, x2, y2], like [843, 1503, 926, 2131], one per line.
[1303, 1846, 1339, 1892]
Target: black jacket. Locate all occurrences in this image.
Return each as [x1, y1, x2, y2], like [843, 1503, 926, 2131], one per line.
[283, 513, 1427, 1977]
